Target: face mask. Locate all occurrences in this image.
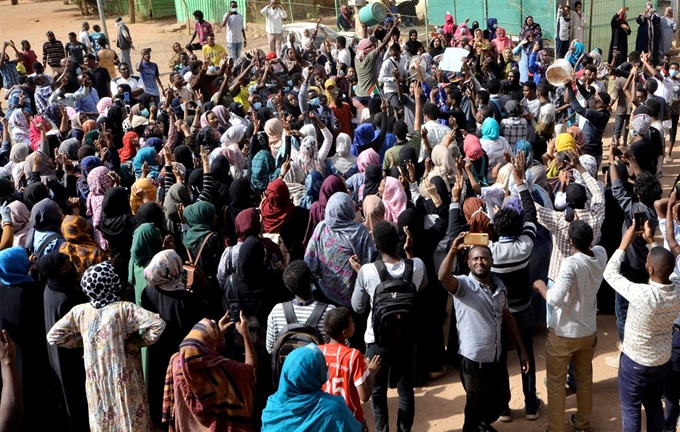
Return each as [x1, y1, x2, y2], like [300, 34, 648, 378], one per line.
[231, 7, 238, 12]
[629, 129, 638, 138]
[671, 70, 678, 78]
[352, 85, 357, 93]
[339, 70, 346, 77]
[141, 108, 150, 118]
[283, 86, 290, 92]
[287, 80, 293, 87]
[253, 101, 262, 110]
[309, 97, 320, 106]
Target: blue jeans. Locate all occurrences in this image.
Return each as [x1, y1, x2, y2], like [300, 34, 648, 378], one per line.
[616, 293, 629, 342]
[228, 42, 243, 60]
[664, 330, 680, 431]
[366, 343, 415, 432]
[619, 352, 671, 432]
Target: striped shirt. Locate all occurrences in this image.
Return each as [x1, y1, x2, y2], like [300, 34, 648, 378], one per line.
[489, 184, 537, 312]
[42, 40, 65, 67]
[265, 300, 335, 353]
[321, 343, 370, 422]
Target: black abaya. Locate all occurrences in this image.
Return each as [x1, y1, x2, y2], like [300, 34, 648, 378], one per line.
[38, 252, 90, 432]
[609, 14, 632, 66]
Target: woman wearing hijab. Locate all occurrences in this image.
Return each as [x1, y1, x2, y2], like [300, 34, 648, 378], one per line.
[0, 247, 56, 431]
[546, 132, 578, 178]
[130, 178, 158, 214]
[463, 196, 494, 239]
[480, 117, 512, 174]
[182, 201, 223, 292]
[208, 154, 233, 218]
[305, 193, 377, 308]
[28, 197, 65, 257]
[37, 251, 90, 432]
[249, 132, 282, 194]
[464, 134, 490, 187]
[609, 8, 632, 66]
[173, 145, 195, 181]
[589, 49, 609, 80]
[363, 194, 385, 235]
[8, 109, 30, 145]
[47, 261, 165, 432]
[491, 27, 515, 56]
[262, 344, 361, 431]
[404, 30, 424, 56]
[360, 164, 383, 202]
[7, 201, 30, 247]
[515, 139, 549, 193]
[163, 314, 257, 432]
[326, 133, 358, 179]
[565, 40, 586, 68]
[261, 178, 309, 260]
[528, 46, 550, 84]
[99, 187, 137, 283]
[429, 145, 457, 190]
[133, 147, 160, 180]
[429, 36, 445, 58]
[164, 182, 191, 239]
[129, 222, 163, 304]
[347, 148, 379, 202]
[380, 176, 408, 224]
[120, 131, 139, 163]
[224, 178, 256, 245]
[304, 175, 347, 241]
[105, 105, 125, 147]
[60, 215, 107, 278]
[520, 15, 543, 40]
[141, 250, 206, 427]
[221, 125, 247, 180]
[300, 171, 324, 210]
[86, 165, 114, 250]
[264, 118, 284, 158]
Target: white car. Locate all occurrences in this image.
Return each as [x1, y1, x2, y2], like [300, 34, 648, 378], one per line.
[282, 22, 356, 48]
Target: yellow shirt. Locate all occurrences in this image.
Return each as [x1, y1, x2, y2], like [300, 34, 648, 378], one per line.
[202, 44, 226, 67]
[233, 85, 250, 111]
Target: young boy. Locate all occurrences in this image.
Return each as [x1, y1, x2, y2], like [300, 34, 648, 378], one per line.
[321, 307, 381, 430]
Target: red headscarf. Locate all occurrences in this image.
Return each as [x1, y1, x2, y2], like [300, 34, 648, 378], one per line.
[462, 197, 493, 238]
[463, 135, 484, 161]
[235, 208, 261, 242]
[260, 179, 295, 233]
[119, 131, 138, 163]
[443, 14, 455, 36]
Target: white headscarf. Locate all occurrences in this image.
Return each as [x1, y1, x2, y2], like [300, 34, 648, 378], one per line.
[329, 133, 357, 175]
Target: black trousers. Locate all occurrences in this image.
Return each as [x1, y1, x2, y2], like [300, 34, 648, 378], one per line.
[460, 354, 511, 432]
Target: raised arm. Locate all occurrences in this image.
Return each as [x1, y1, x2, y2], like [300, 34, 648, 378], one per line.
[0, 331, 22, 432]
[438, 231, 467, 294]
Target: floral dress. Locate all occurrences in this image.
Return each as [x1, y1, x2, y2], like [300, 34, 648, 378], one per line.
[47, 301, 166, 432]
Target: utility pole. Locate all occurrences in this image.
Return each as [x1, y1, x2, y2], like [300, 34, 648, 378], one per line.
[129, 0, 136, 23]
[96, 0, 110, 40]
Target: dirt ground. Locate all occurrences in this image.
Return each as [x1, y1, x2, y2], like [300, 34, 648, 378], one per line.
[1, 0, 677, 430]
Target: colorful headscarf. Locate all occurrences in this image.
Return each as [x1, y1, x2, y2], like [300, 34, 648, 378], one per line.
[382, 176, 407, 223]
[80, 261, 121, 308]
[86, 166, 114, 250]
[130, 178, 158, 215]
[464, 134, 484, 160]
[0, 247, 34, 286]
[8, 109, 30, 145]
[144, 249, 185, 291]
[59, 215, 107, 275]
[567, 125, 585, 153]
[356, 38, 374, 61]
[631, 113, 652, 136]
[481, 117, 501, 140]
[120, 131, 139, 163]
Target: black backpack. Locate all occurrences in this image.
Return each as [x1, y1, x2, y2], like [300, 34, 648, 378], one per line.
[270, 301, 328, 387]
[371, 259, 417, 350]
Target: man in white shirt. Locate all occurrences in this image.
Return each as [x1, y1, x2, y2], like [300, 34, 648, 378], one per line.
[79, 21, 93, 54]
[336, 36, 351, 68]
[604, 223, 680, 432]
[221, 1, 247, 61]
[533, 220, 607, 432]
[260, 0, 287, 57]
[378, 43, 407, 109]
[110, 62, 143, 98]
[421, 102, 452, 162]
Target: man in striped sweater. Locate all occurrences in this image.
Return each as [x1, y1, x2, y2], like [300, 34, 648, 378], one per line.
[490, 153, 542, 422]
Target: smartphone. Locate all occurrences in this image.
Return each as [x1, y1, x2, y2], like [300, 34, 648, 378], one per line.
[464, 233, 489, 246]
[633, 212, 646, 234]
[675, 183, 680, 198]
[228, 300, 241, 323]
[123, 91, 130, 103]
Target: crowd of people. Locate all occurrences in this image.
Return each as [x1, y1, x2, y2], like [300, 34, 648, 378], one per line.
[0, 0, 680, 431]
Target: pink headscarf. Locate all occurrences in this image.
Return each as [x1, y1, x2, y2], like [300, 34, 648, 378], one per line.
[357, 148, 379, 173]
[29, 116, 51, 151]
[356, 39, 374, 61]
[491, 27, 515, 53]
[97, 97, 114, 116]
[464, 135, 484, 161]
[443, 14, 455, 36]
[454, 23, 470, 40]
[86, 166, 114, 250]
[222, 144, 245, 172]
[382, 176, 407, 223]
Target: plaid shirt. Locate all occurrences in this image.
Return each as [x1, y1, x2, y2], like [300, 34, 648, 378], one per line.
[34, 86, 53, 114]
[500, 117, 528, 147]
[0, 61, 19, 89]
[194, 20, 214, 45]
[536, 171, 605, 281]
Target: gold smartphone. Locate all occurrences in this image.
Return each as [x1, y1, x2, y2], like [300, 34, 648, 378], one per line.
[464, 233, 489, 246]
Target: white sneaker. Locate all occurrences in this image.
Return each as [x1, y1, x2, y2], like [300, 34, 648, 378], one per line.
[665, 156, 674, 163]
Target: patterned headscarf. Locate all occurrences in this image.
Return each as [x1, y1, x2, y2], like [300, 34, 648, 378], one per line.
[144, 249, 185, 291]
[81, 261, 122, 308]
[631, 114, 652, 136]
[86, 166, 114, 250]
[59, 215, 107, 276]
[42, 103, 61, 125]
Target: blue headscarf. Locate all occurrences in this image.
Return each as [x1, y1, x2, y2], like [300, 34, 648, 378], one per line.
[300, 171, 324, 209]
[350, 123, 375, 156]
[566, 41, 586, 67]
[514, 139, 534, 162]
[261, 344, 362, 432]
[143, 137, 163, 152]
[0, 247, 34, 286]
[481, 117, 501, 141]
[486, 18, 498, 40]
[132, 147, 159, 180]
[77, 155, 102, 201]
